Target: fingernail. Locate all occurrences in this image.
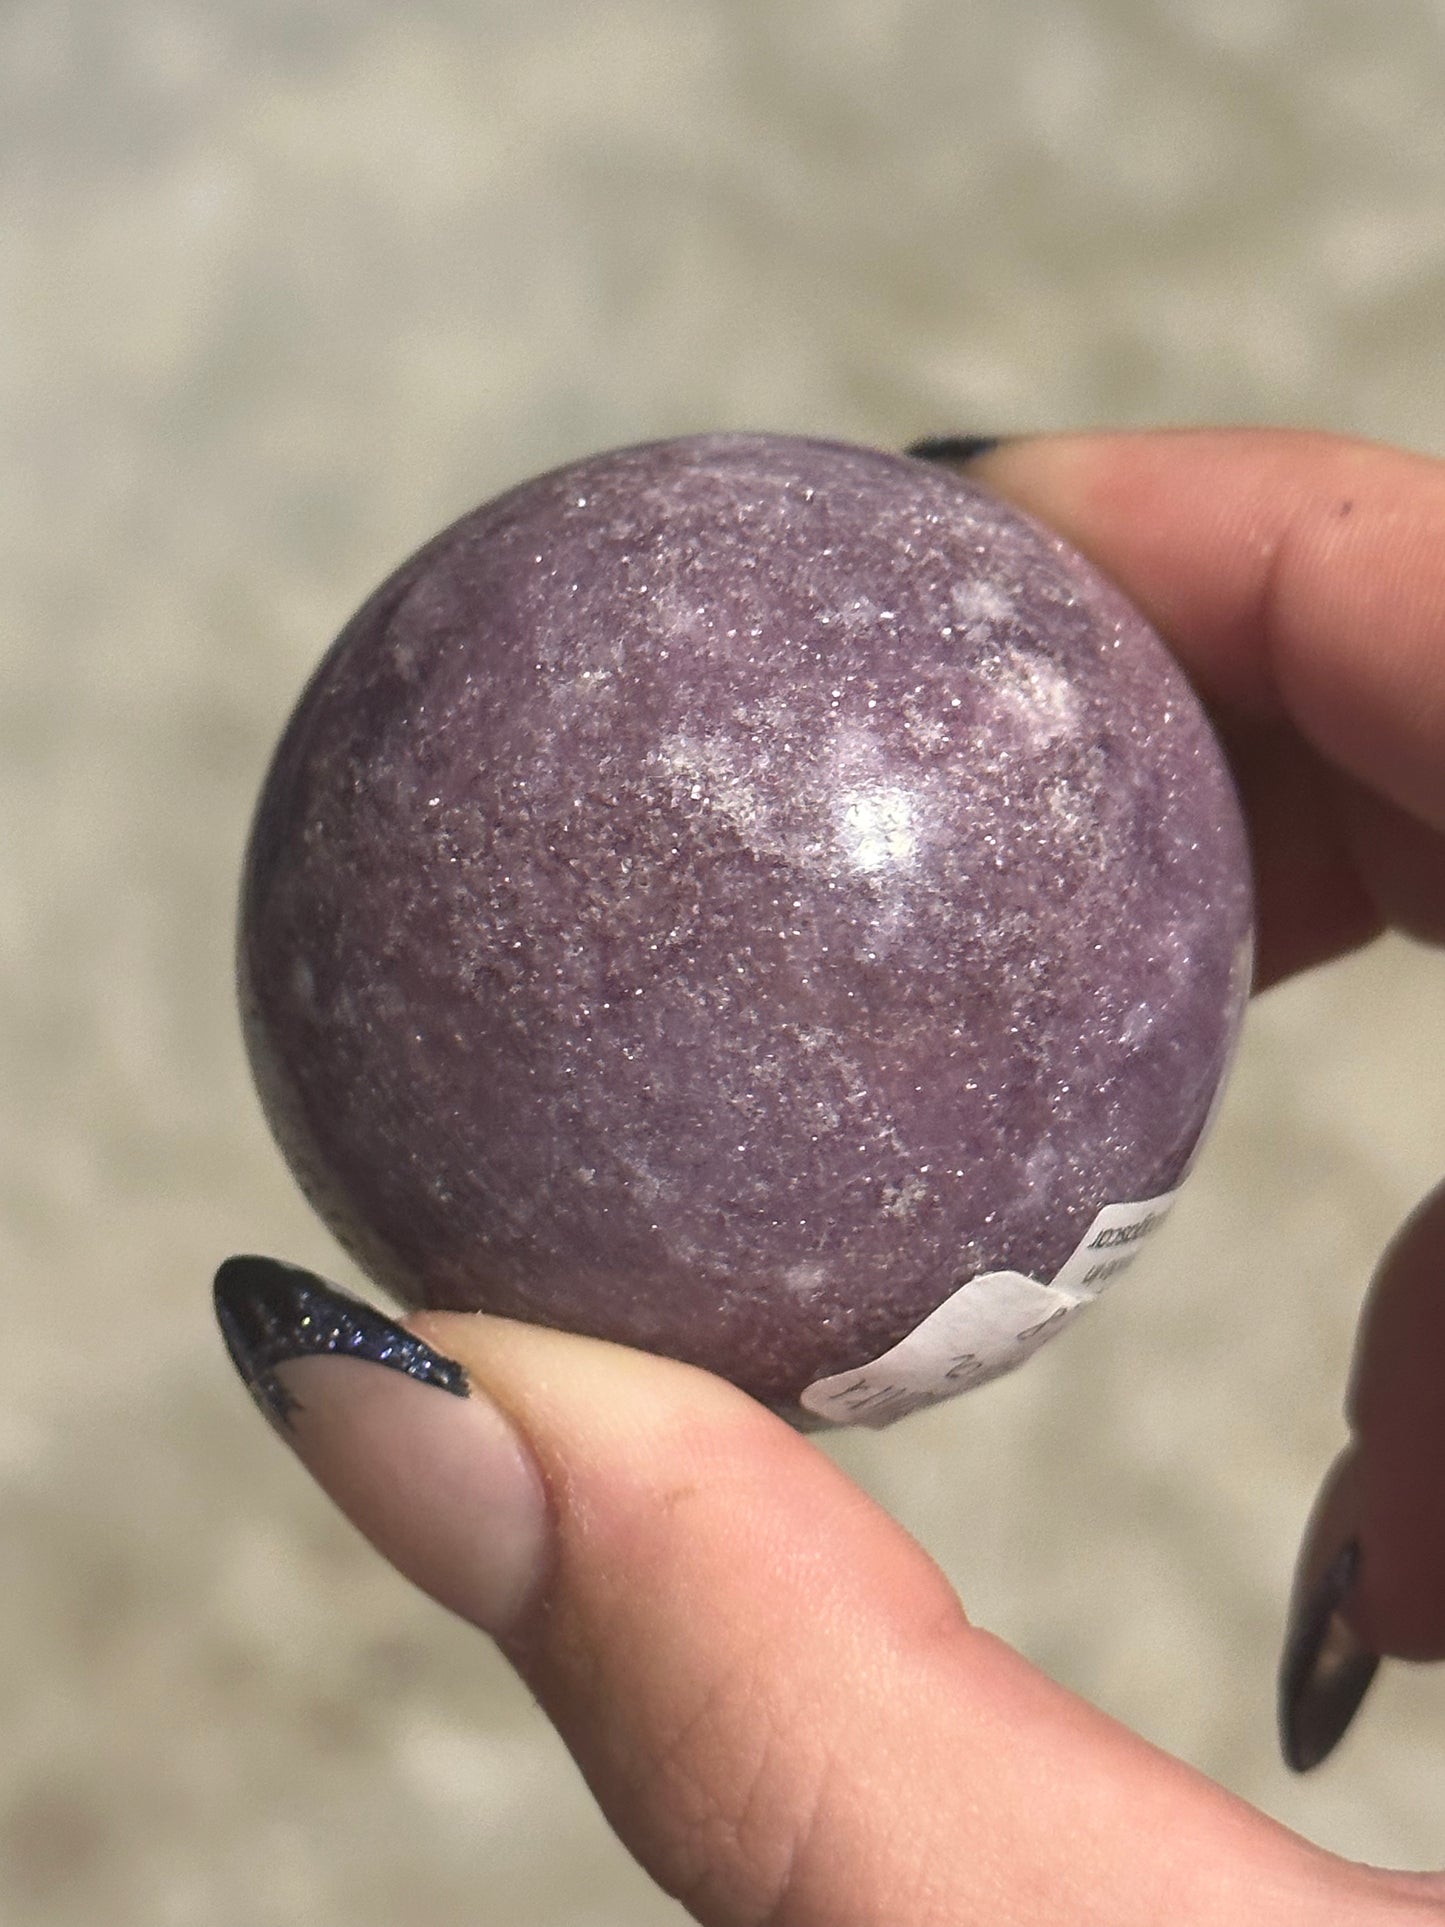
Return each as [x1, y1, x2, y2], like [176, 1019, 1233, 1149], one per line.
[214, 1255, 549, 1638]
[1278, 1538, 1381, 1772]
[906, 435, 1004, 465]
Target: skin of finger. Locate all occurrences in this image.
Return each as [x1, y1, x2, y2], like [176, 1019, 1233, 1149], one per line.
[1344, 1181, 1445, 1660]
[1329, 775, 1445, 952]
[410, 1311, 1408, 1927]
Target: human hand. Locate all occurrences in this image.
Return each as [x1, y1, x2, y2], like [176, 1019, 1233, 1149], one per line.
[948, 429, 1445, 1782]
[215, 430, 1445, 1925]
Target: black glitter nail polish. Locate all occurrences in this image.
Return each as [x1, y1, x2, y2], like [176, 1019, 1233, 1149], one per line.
[1278, 1538, 1381, 1772]
[905, 436, 1003, 464]
[214, 1255, 469, 1432]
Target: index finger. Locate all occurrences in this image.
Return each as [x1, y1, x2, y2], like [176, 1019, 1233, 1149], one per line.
[955, 430, 1445, 985]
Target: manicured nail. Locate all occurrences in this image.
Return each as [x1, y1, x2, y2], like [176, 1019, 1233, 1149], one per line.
[214, 1255, 549, 1638]
[1278, 1538, 1381, 1772]
[906, 435, 1004, 464]
[214, 1254, 471, 1427]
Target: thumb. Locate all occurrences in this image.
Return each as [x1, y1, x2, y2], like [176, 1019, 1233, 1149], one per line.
[215, 1257, 1408, 1927]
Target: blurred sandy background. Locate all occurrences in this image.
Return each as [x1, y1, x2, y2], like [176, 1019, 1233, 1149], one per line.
[4, 2, 1445, 1921]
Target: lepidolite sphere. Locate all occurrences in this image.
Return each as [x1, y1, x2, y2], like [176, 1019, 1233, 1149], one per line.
[240, 435, 1252, 1416]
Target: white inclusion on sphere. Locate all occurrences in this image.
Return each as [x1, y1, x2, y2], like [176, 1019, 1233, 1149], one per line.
[783, 1260, 829, 1299]
[836, 785, 917, 873]
[950, 579, 1016, 634]
[1118, 1000, 1156, 1048]
[1023, 1138, 1061, 1201]
[991, 653, 1080, 745]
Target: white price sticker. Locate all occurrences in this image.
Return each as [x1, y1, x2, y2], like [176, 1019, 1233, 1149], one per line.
[800, 1190, 1177, 1428]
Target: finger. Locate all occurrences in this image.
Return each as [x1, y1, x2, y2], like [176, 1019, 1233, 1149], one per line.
[943, 435, 1445, 1783]
[1349, 1179, 1445, 1660]
[1280, 1179, 1445, 1766]
[215, 1257, 1392, 1927]
[934, 430, 1445, 985]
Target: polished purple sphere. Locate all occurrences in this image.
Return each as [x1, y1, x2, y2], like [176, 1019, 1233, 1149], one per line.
[241, 435, 1252, 1416]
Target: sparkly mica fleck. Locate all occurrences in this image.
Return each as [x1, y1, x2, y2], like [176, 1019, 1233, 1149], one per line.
[239, 435, 1253, 1418]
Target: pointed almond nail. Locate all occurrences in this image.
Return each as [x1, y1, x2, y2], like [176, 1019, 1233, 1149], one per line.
[1278, 1538, 1381, 1772]
[214, 1254, 470, 1428]
[906, 435, 1004, 464]
[214, 1255, 549, 1638]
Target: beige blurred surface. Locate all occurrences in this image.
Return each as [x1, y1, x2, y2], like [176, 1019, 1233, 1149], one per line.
[4, 2, 1445, 1921]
